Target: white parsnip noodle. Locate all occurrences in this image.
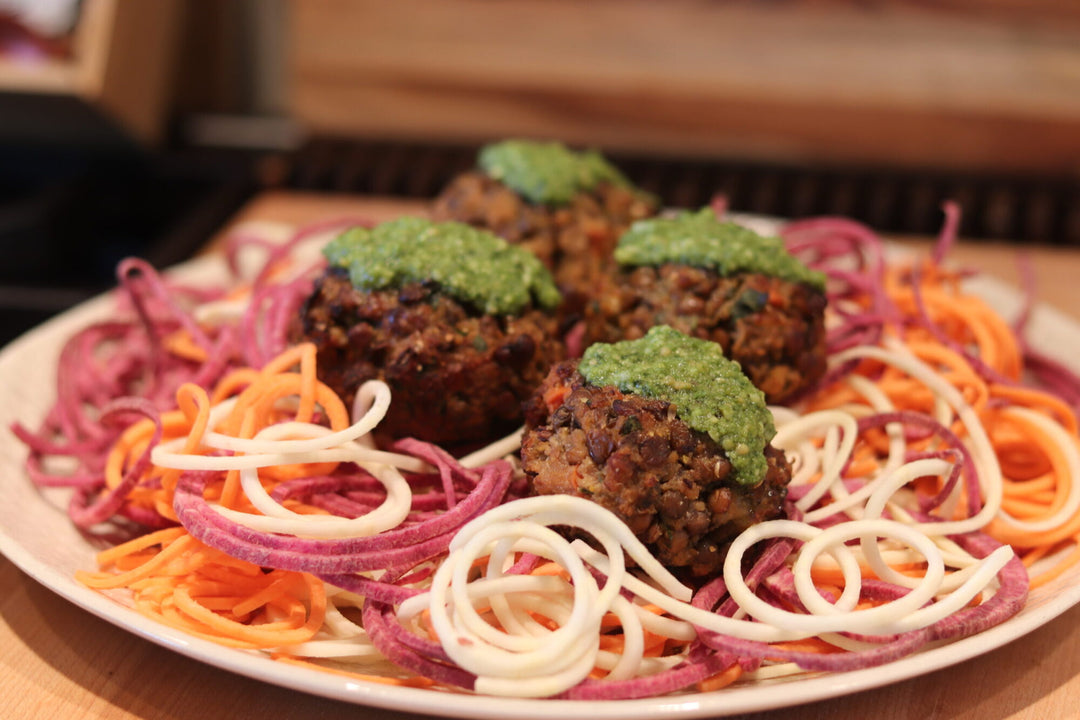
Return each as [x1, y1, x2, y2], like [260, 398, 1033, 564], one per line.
[151, 379, 420, 539]
[398, 338, 1036, 696]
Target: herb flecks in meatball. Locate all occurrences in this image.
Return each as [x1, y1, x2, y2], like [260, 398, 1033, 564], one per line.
[293, 218, 565, 447]
[585, 209, 827, 404]
[522, 360, 790, 579]
[432, 140, 657, 321]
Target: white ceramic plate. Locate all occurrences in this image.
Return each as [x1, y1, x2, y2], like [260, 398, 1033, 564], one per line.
[3, 246, 1080, 720]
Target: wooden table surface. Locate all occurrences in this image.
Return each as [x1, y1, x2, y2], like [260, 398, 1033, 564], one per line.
[4, 191, 1080, 720]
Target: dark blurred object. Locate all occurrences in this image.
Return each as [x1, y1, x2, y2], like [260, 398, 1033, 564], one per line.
[0, 144, 255, 345]
[0, 0, 252, 346]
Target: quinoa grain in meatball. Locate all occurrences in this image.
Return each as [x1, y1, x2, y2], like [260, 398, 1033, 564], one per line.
[521, 326, 791, 579]
[294, 217, 565, 447]
[584, 208, 827, 404]
[432, 139, 657, 317]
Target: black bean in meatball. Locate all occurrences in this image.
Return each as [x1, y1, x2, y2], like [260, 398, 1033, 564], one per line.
[583, 264, 827, 405]
[293, 266, 564, 447]
[432, 171, 657, 320]
[521, 361, 791, 579]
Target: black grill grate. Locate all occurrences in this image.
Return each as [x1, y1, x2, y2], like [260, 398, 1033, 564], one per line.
[286, 138, 1080, 245]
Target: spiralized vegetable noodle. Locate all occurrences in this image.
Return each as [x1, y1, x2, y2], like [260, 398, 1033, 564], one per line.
[12, 206, 1080, 700]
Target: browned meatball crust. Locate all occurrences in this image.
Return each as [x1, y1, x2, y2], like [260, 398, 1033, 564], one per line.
[583, 264, 827, 405]
[431, 171, 657, 317]
[293, 267, 564, 447]
[521, 361, 791, 579]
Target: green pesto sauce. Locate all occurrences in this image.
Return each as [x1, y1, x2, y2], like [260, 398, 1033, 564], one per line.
[322, 217, 561, 315]
[614, 208, 826, 290]
[579, 325, 775, 486]
[478, 139, 633, 206]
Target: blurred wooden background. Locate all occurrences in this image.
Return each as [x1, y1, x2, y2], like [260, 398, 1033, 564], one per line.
[1, 0, 1079, 271]
[5, 0, 1077, 173]
[287, 0, 1080, 174]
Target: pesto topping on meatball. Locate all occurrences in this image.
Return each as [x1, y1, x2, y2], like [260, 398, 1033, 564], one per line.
[615, 208, 826, 290]
[579, 325, 775, 486]
[323, 217, 561, 316]
[478, 139, 634, 205]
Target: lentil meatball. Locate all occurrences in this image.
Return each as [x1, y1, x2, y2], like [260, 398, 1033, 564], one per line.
[520, 360, 791, 579]
[584, 264, 827, 405]
[293, 266, 564, 447]
[432, 171, 657, 318]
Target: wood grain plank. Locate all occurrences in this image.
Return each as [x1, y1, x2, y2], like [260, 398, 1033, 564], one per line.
[288, 0, 1080, 172]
